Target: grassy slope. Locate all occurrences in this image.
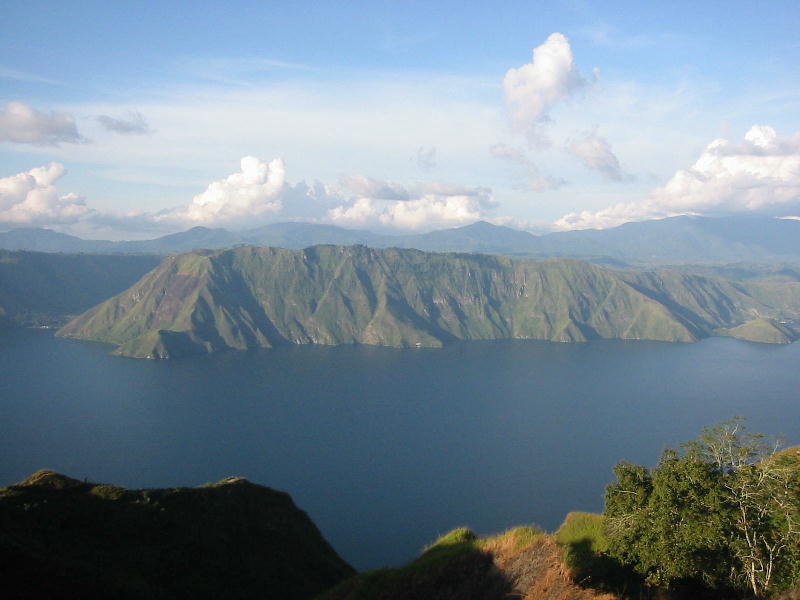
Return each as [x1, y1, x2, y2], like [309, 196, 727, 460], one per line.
[321, 525, 616, 600]
[0, 470, 353, 600]
[723, 318, 799, 343]
[58, 245, 798, 358]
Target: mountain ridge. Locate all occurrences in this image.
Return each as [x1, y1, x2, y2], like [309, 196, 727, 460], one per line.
[6, 215, 800, 265]
[57, 245, 799, 358]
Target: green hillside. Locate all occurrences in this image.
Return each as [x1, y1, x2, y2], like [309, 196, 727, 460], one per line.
[57, 245, 797, 358]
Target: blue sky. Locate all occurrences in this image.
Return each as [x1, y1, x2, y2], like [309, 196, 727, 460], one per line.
[2, 1, 800, 238]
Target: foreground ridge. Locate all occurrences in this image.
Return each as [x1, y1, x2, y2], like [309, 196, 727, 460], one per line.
[322, 525, 618, 600]
[0, 470, 354, 600]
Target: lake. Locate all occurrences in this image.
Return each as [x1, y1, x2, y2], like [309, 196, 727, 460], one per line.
[2, 328, 799, 570]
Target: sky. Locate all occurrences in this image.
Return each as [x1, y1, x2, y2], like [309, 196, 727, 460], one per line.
[1, 0, 800, 239]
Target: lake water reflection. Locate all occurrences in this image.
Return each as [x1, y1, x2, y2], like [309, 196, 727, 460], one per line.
[2, 328, 798, 569]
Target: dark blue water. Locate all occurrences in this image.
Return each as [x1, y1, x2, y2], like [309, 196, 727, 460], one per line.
[2, 329, 799, 570]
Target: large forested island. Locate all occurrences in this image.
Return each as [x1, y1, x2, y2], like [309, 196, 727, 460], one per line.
[55, 244, 800, 358]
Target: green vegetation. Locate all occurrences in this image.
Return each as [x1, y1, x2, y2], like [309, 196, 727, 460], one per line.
[0, 470, 353, 599]
[552, 513, 646, 597]
[604, 419, 800, 598]
[57, 245, 800, 358]
[554, 512, 608, 554]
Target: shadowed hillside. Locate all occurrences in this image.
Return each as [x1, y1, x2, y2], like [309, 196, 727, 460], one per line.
[0, 470, 353, 600]
[0, 251, 162, 327]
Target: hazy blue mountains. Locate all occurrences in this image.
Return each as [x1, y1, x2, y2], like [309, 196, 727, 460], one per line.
[5, 215, 800, 265]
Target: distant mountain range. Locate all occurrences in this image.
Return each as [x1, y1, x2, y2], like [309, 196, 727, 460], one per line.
[5, 215, 800, 265]
[58, 245, 800, 358]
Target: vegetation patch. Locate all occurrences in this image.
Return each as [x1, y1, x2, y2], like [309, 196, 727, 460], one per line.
[603, 418, 800, 598]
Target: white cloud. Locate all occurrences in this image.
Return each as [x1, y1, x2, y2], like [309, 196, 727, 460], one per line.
[555, 125, 800, 230]
[567, 131, 622, 180]
[0, 163, 91, 225]
[156, 156, 286, 227]
[328, 183, 496, 231]
[1, 156, 496, 236]
[327, 197, 378, 226]
[96, 110, 152, 135]
[0, 101, 85, 145]
[382, 193, 490, 229]
[502, 33, 587, 145]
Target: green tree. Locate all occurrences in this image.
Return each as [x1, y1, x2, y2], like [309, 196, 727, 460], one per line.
[604, 418, 800, 598]
[686, 418, 800, 596]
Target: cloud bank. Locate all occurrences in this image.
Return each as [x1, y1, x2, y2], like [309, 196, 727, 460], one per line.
[2, 157, 498, 235]
[0, 101, 85, 145]
[328, 181, 496, 230]
[555, 125, 800, 230]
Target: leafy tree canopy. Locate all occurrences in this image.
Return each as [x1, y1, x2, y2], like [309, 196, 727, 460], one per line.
[604, 418, 800, 598]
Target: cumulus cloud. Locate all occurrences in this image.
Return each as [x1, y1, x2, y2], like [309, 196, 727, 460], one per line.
[157, 156, 286, 227]
[489, 143, 563, 191]
[0, 101, 85, 145]
[502, 33, 587, 145]
[96, 110, 152, 135]
[0, 163, 91, 225]
[416, 146, 437, 170]
[555, 125, 800, 230]
[567, 131, 623, 180]
[0, 156, 499, 236]
[328, 182, 496, 230]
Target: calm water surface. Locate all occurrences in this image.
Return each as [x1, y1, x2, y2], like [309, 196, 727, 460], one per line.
[2, 328, 799, 569]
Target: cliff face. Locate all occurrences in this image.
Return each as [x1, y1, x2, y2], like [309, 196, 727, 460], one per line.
[56, 245, 789, 358]
[0, 470, 353, 600]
